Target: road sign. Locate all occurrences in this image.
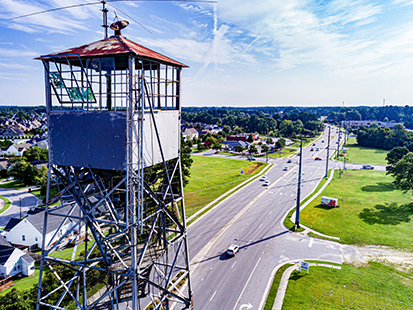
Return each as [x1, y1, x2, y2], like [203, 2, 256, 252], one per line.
[300, 261, 309, 274]
[240, 170, 244, 175]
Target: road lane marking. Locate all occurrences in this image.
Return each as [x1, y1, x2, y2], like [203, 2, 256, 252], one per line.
[232, 257, 262, 310]
[190, 166, 298, 274]
[308, 239, 313, 248]
[210, 291, 217, 301]
[214, 217, 220, 223]
[231, 261, 237, 269]
[196, 233, 202, 239]
[259, 223, 263, 228]
[269, 211, 272, 215]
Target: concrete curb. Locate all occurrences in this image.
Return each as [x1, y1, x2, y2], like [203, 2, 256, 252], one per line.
[272, 262, 341, 310]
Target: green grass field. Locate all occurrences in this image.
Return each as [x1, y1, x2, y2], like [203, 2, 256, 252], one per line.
[268, 148, 297, 158]
[344, 136, 389, 165]
[282, 262, 413, 309]
[300, 169, 413, 250]
[0, 196, 10, 214]
[184, 156, 265, 218]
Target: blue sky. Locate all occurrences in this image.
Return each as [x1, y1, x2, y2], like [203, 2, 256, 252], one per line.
[2, 0, 413, 107]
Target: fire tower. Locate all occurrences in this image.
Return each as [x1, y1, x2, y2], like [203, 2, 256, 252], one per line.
[36, 23, 192, 310]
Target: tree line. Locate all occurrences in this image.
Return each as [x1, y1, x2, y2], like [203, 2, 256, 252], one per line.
[356, 124, 413, 151]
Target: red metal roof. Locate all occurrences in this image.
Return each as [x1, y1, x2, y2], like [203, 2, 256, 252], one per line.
[39, 35, 188, 68]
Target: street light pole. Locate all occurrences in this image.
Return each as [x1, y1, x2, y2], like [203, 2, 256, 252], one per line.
[295, 134, 303, 230]
[336, 123, 341, 159]
[325, 125, 331, 178]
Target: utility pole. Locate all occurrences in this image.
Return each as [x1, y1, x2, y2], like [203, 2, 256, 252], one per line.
[19, 198, 22, 219]
[336, 123, 341, 159]
[325, 126, 330, 178]
[295, 134, 303, 230]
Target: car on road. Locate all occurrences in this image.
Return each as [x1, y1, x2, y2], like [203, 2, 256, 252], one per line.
[316, 148, 319, 151]
[321, 140, 324, 143]
[263, 180, 270, 186]
[6, 177, 13, 181]
[226, 244, 239, 256]
[259, 176, 267, 181]
[247, 156, 256, 161]
[283, 167, 288, 171]
[313, 143, 316, 146]
[287, 159, 292, 163]
[314, 157, 322, 161]
[362, 165, 374, 170]
[310, 148, 314, 151]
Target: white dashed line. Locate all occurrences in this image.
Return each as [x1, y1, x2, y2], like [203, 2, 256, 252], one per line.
[308, 239, 314, 248]
[210, 291, 217, 301]
[231, 261, 237, 269]
[259, 223, 263, 228]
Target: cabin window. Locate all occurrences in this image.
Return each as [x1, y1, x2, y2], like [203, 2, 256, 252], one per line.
[22, 235, 25, 241]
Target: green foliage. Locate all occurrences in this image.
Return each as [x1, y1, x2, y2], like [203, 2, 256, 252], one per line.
[247, 134, 254, 143]
[248, 145, 257, 154]
[23, 146, 48, 161]
[0, 140, 13, 149]
[392, 152, 413, 194]
[385, 146, 409, 176]
[261, 144, 269, 153]
[8, 159, 47, 186]
[235, 145, 244, 154]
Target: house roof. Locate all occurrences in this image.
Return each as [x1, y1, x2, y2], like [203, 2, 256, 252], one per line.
[21, 253, 35, 264]
[4, 218, 21, 232]
[26, 204, 78, 235]
[39, 35, 188, 68]
[0, 159, 10, 171]
[0, 245, 15, 265]
[0, 235, 11, 247]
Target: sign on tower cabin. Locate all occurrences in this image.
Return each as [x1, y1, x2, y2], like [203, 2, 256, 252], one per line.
[38, 26, 188, 171]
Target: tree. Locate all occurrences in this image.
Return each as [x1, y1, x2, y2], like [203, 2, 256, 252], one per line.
[386, 147, 409, 176]
[23, 146, 48, 161]
[261, 145, 269, 154]
[8, 159, 47, 186]
[212, 144, 222, 150]
[248, 145, 257, 154]
[392, 152, 413, 193]
[235, 145, 244, 154]
[179, 135, 193, 187]
[222, 125, 231, 135]
[247, 134, 254, 143]
[266, 137, 273, 145]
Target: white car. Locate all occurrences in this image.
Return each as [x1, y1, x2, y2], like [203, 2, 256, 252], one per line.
[263, 180, 270, 186]
[259, 176, 268, 181]
[226, 244, 239, 256]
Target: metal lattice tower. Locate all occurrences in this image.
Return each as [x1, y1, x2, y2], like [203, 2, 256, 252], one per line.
[36, 29, 192, 310]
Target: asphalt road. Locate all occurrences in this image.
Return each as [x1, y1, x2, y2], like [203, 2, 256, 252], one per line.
[0, 183, 42, 226]
[187, 127, 349, 310]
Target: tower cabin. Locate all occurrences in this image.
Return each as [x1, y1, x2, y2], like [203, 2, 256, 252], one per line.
[38, 34, 187, 171]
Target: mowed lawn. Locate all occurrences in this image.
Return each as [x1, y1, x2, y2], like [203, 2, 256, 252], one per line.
[283, 262, 413, 310]
[300, 169, 413, 250]
[184, 156, 265, 218]
[344, 136, 388, 165]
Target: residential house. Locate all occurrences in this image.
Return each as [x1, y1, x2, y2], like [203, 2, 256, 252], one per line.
[0, 236, 35, 279]
[4, 205, 78, 249]
[221, 140, 249, 151]
[4, 142, 32, 156]
[182, 128, 199, 141]
[0, 245, 35, 278]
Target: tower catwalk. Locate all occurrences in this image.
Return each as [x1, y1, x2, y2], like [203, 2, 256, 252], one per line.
[36, 29, 192, 310]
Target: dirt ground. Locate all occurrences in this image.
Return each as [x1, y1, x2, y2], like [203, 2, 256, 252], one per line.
[343, 244, 413, 271]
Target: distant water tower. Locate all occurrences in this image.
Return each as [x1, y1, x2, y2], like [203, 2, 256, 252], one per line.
[36, 20, 192, 310]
